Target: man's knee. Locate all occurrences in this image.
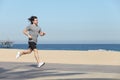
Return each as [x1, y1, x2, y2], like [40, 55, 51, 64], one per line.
[33, 49, 38, 53]
[27, 49, 32, 54]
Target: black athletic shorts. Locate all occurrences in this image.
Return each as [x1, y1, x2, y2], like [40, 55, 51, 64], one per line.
[28, 42, 37, 50]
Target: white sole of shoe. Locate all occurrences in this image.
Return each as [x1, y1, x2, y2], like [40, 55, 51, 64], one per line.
[16, 52, 20, 59]
[38, 62, 45, 68]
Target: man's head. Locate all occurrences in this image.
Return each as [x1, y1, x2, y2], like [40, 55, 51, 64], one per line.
[28, 16, 38, 25]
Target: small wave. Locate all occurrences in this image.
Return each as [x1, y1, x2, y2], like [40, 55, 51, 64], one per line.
[87, 49, 108, 51]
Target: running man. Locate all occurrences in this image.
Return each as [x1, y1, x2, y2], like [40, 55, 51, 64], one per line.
[16, 16, 45, 67]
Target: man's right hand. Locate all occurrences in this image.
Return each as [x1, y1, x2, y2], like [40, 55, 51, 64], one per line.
[23, 29, 32, 39]
[28, 35, 32, 39]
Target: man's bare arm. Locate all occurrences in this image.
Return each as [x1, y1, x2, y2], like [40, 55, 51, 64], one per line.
[23, 29, 32, 38]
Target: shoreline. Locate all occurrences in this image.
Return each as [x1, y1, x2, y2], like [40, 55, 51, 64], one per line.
[0, 48, 120, 52]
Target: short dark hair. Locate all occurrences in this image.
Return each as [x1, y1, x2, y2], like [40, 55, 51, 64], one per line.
[28, 16, 37, 24]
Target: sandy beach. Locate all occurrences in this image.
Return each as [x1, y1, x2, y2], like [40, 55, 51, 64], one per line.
[0, 49, 120, 65]
[0, 49, 120, 80]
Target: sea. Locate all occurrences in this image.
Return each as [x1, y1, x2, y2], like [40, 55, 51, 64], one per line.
[1, 44, 120, 51]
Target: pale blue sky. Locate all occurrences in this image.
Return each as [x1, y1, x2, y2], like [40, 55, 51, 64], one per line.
[0, 0, 120, 44]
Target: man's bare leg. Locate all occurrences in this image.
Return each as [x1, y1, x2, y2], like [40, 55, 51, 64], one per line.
[16, 49, 32, 59]
[33, 49, 45, 67]
[33, 49, 40, 64]
[20, 49, 32, 56]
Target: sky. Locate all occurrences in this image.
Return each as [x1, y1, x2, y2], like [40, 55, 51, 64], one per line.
[0, 0, 120, 44]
